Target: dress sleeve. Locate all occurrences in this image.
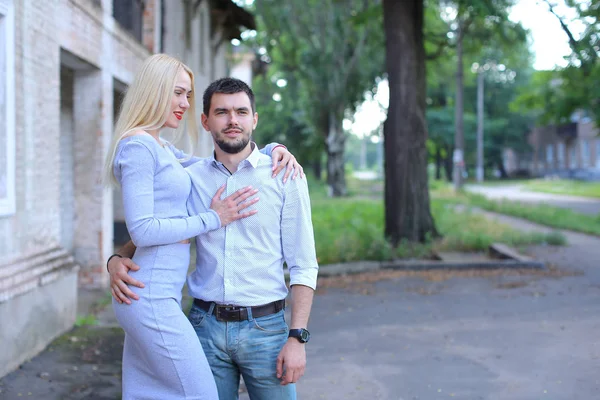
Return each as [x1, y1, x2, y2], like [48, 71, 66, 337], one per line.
[117, 140, 221, 247]
[167, 144, 203, 168]
[260, 142, 285, 157]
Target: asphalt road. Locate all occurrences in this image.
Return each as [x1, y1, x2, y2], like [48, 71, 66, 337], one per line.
[465, 184, 600, 216]
[295, 212, 600, 400]
[298, 268, 599, 400]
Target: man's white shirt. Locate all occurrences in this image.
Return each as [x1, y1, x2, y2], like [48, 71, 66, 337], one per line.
[185, 145, 318, 306]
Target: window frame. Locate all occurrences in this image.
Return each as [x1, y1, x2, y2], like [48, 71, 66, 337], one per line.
[0, 0, 15, 217]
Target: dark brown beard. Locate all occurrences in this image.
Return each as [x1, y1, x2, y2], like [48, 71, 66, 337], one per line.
[214, 131, 251, 154]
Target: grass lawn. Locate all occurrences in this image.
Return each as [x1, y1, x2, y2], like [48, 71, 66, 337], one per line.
[521, 179, 600, 199]
[308, 177, 564, 265]
[431, 183, 600, 237]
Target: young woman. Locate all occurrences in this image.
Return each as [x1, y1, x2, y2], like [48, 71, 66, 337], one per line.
[103, 54, 301, 399]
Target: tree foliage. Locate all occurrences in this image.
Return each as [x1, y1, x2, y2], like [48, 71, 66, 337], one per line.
[250, 0, 385, 196]
[513, 0, 600, 125]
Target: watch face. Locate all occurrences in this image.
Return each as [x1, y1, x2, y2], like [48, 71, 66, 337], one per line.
[300, 329, 310, 342]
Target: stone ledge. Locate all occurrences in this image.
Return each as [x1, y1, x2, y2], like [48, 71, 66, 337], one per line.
[0, 248, 80, 303]
[489, 242, 534, 262]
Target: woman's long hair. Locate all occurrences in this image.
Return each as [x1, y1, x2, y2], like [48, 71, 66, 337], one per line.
[103, 53, 198, 186]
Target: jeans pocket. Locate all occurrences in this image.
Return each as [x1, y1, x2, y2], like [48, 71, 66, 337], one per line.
[188, 306, 208, 328]
[252, 310, 288, 333]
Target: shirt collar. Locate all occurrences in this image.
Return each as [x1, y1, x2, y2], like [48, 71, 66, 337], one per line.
[210, 142, 261, 170]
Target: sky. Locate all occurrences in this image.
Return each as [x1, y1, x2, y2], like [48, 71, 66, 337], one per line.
[509, 0, 584, 70]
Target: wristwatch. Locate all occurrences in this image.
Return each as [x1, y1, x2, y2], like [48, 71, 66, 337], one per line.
[288, 328, 310, 343]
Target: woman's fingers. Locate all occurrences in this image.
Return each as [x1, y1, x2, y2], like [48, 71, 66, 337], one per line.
[237, 196, 260, 211]
[232, 189, 259, 205]
[212, 184, 227, 201]
[229, 186, 255, 202]
[234, 209, 259, 220]
[272, 153, 291, 177]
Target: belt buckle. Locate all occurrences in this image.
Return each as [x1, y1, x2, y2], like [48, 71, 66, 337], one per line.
[215, 304, 239, 322]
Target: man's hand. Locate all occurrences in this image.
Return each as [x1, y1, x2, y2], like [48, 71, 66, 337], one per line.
[276, 339, 306, 385]
[210, 185, 259, 226]
[271, 146, 304, 183]
[109, 256, 144, 305]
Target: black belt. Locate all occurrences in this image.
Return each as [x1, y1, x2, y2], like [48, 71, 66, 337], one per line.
[193, 298, 285, 322]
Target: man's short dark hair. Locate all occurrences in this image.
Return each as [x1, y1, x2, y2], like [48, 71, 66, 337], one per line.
[203, 77, 256, 116]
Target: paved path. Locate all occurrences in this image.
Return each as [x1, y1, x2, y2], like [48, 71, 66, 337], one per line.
[297, 211, 600, 400]
[2, 211, 600, 399]
[465, 184, 600, 216]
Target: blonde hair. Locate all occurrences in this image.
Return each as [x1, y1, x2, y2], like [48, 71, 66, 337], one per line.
[103, 53, 199, 186]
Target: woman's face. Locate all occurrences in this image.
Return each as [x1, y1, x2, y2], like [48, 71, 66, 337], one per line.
[163, 68, 192, 129]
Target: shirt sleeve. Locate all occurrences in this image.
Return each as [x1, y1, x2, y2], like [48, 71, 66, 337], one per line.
[117, 140, 220, 247]
[281, 178, 319, 289]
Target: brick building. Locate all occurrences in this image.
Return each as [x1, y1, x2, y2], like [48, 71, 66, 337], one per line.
[0, 0, 255, 378]
[528, 119, 600, 175]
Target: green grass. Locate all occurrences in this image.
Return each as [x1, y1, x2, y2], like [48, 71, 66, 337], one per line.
[75, 314, 98, 327]
[308, 177, 565, 265]
[430, 183, 600, 237]
[521, 179, 600, 199]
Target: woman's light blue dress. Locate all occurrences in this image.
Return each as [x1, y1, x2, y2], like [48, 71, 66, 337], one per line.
[112, 135, 220, 399]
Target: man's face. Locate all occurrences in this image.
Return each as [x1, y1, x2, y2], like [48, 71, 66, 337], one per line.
[201, 92, 258, 154]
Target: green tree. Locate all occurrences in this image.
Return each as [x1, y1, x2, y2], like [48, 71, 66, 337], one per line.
[383, 0, 439, 244]
[252, 0, 385, 196]
[439, 0, 525, 188]
[424, 1, 530, 182]
[382, 0, 531, 244]
[514, 0, 599, 124]
[250, 69, 324, 178]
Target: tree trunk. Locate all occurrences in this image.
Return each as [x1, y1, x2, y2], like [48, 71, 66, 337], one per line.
[497, 159, 508, 179]
[443, 145, 453, 182]
[453, 21, 465, 191]
[312, 159, 322, 181]
[435, 146, 442, 180]
[383, 0, 439, 245]
[325, 110, 346, 197]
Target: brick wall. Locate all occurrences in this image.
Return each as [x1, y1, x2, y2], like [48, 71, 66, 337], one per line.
[1, 0, 239, 377]
[1, 0, 150, 338]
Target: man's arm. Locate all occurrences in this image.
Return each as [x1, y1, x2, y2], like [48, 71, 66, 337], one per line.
[108, 240, 144, 305]
[275, 177, 319, 385]
[276, 284, 314, 385]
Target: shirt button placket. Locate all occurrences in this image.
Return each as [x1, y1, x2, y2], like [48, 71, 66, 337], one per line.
[223, 175, 235, 303]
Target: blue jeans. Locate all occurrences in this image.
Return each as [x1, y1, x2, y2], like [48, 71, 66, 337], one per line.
[189, 302, 296, 400]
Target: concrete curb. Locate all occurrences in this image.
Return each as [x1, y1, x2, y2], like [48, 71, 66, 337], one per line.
[306, 242, 546, 278]
[315, 259, 545, 277]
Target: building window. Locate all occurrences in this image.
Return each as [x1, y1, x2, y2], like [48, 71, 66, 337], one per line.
[569, 144, 577, 168]
[546, 144, 553, 164]
[557, 142, 565, 168]
[0, 0, 15, 216]
[113, 0, 145, 42]
[582, 140, 590, 167]
[596, 139, 600, 168]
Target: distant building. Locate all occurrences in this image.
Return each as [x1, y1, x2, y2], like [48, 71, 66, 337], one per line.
[0, 0, 254, 379]
[528, 117, 600, 175]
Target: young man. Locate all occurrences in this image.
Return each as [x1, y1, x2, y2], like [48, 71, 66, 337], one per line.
[109, 77, 319, 399]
